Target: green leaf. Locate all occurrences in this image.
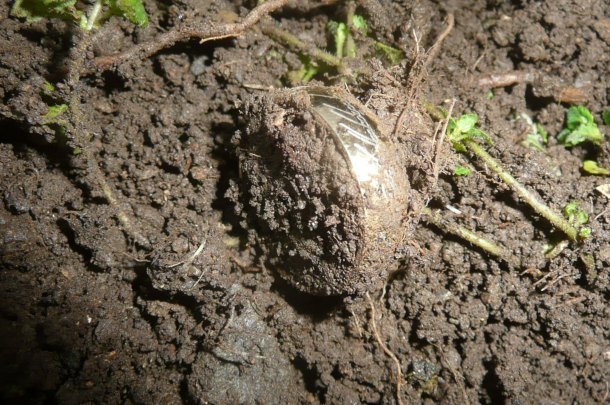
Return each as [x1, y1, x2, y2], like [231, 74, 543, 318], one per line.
[374, 42, 404, 65]
[352, 15, 368, 34]
[603, 109, 610, 127]
[287, 55, 319, 84]
[454, 166, 471, 176]
[42, 104, 68, 124]
[11, 0, 81, 23]
[566, 106, 594, 128]
[558, 106, 603, 147]
[563, 201, 589, 226]
[447, 113, 493, 151]
[107, 0, 149, 27]
[579, 227, 592, 238]
[328, 21, 348, 58]
[455, 114, 478, 133]
[523, 123, 548, 151]
[558, 125, 603, 146]
[43, 80, 56, 93]
[583, 160, 610, 175]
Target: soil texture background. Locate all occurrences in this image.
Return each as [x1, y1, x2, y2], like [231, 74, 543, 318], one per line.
[1, 0, 609, 404]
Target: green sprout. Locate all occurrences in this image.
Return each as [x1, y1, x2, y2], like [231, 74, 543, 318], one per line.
[328, 21, 349, 58]
[106, 0, 148, 27]
[583, 160, 610, 176]
[11, 0, 84, 24]
[454, 165, 471, 176]
[374, 42, 404, 65]
[42, 80, 56, 93]
[11, 0, 148, 30]
[519, 113, 548, 151]
[352, 14, 368, 34]
[525, 123, 548, 151]
[447, 113, 492, 153]
[563, 202, 591, 238]
[287, 55, 319, 84]
[557, 106, 603, 147]
[42, 104, 68, 124]
[443, 111, 581, 242]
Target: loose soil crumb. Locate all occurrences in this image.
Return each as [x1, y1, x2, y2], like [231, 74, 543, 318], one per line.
[1, 0, 609, 404]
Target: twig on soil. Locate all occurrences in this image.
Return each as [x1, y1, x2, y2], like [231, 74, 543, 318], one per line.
[422, 207, 514, 264]
[89, 0, 289, 72]
[421, 101, 582, 242]
[423, 13, 455, 70]
[259, 21, 357, 76]
[365, 292, 404, 405]
[554, 296, 586, 309]
[463, 139, 580, 242]
[474, 71, 535, 88]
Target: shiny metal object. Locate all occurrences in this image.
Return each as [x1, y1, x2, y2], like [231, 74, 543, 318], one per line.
[308, 89, 380, 184]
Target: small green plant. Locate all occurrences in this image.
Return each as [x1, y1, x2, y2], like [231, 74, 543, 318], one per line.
[11, 0, 148, 30]
[287, 55, 319, 84]
[525, 123, 548, 151]
[328, 21, 350, 58]
[563, 202, 591, 238]
[519, 113, 548, 151]
[582, 160, 610, 176]
[41, 104, 68, 124]
[445, 112, 581, 242]
[373, 42, 404, 65]
[352, 14, 368, 34]
[454, 165, 471, 176]
[327, 13, 404, 65]
[447, 113, 492, 152]
[557, 106, 603, 147]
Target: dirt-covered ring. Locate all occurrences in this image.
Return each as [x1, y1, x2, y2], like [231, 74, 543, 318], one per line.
[233, 86, 410, 295]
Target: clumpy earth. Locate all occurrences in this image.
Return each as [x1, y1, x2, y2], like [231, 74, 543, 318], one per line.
[1, 0, 609, 404]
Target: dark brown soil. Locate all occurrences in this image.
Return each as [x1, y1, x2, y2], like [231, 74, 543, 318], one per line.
[1, 0, 609, 404]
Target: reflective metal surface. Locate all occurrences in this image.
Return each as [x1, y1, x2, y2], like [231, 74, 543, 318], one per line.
[308, 90, 380, 184]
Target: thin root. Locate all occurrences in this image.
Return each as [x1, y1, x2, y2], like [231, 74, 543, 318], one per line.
[432, 98, 455, 182]
[423, 13, 455, 70]
[89, 0, 289, 72]
[366, 292, 404, 405]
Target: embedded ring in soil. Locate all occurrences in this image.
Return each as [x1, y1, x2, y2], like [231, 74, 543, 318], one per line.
[232, 86, 411, 295]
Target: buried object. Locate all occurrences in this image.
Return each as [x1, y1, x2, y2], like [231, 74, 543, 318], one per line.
[231, 87, 412, 295]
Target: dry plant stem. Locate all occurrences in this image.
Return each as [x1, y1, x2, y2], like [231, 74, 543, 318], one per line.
[394, 13, 454, 138]
[365, 293, 403, 405]
[260, 22, 353, 74]
[423, 13, 455, 70]
[89, 0, 288, 72]
[422, 207, 512, 263]
[67, 32, 150, 249]
[475, 71, 535, 88]
[420, 101, 580, 242]
[432, 99, 454, 181]
[463, 139, 580, 242]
